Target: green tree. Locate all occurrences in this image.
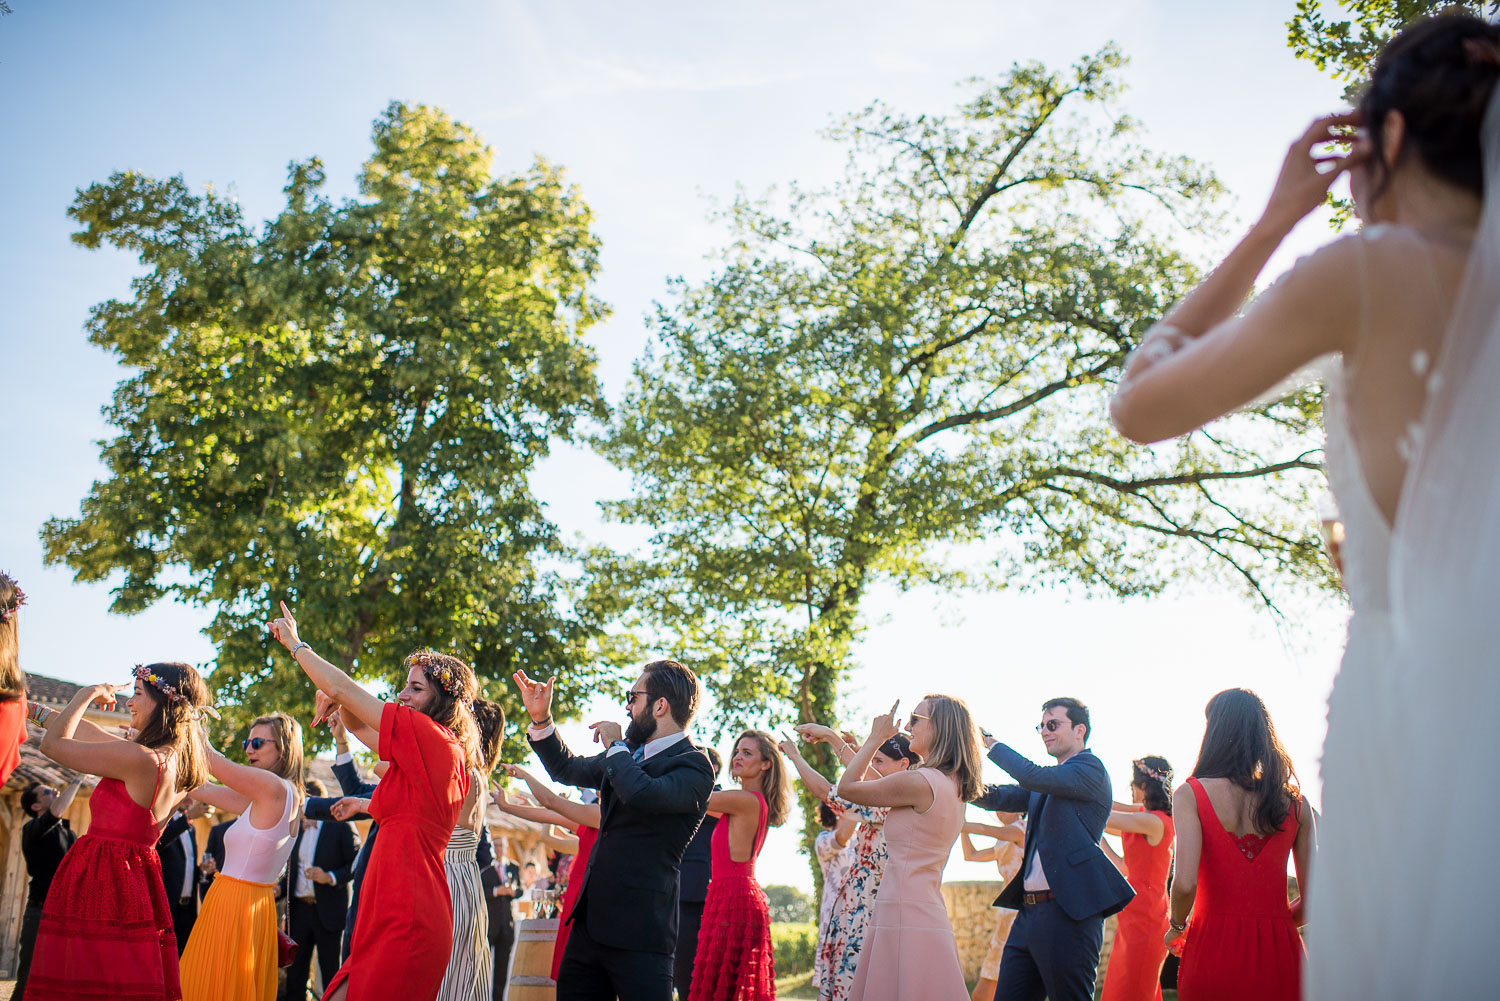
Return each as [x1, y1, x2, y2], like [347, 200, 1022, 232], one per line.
[1288, 0, 1497, 99]
[599, 49, 1333, 871]
[43, 102, 614, 750]
[763, 884, 815, 924]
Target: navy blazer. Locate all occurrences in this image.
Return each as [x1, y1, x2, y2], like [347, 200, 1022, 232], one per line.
[530, 729, 714, 955]
[974, 744, 1134, 921]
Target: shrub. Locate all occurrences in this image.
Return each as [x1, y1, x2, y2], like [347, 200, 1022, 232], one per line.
[771, 921, 818, 977]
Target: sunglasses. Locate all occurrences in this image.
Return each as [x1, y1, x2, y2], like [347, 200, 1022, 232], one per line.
[242, 737, 271, 751]
[623, 689, 651, 705]
[1035, 719, 1070, 734]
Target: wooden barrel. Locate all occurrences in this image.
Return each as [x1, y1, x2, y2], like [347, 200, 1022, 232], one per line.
[507, 917, 559, 1001]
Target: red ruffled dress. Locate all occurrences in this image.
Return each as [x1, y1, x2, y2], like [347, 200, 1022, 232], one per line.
[689, 791, 774, 1001]
[0, 695, 26, 786]
[323, 702, 467, 1001]
[1100, 810, 1174, 1001]
[25, 764, 181, 1001]
[1177, 777, 1304, 1001]
[550, 824, 598, 981]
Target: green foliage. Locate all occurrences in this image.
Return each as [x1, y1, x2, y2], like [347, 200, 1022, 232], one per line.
[43, 102, 616, 754]
[1288, 0, 1498, 99]
[764, 883, 815, 924]
[598, 49, 1336, 873]
[770, 921, 818, 977]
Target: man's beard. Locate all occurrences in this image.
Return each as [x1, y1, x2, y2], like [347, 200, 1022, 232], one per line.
[624, 711, 659, 747]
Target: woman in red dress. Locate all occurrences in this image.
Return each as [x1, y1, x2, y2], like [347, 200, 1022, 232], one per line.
[25, 662, 213, 1001]
[1169, 689, 1314, 1001]
[0, 573, 30, 786]
[268, 601, 477, 1001]
[689, 730, 791, 1001]
[493, 765, 602, 980]
[1099, 756, 1175, 1001]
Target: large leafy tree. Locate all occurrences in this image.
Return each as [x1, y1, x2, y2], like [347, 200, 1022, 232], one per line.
[44, 102, 613, 748]
[599, 49, 1335, 867]
[1288, 0, 1498, 99]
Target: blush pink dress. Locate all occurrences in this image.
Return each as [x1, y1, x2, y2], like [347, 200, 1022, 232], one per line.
[846, 768, 966, 1001]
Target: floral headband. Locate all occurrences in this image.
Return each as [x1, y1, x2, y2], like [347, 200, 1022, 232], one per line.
[133, 664, 221, 720]
[0, 584, 26, 625]
[408, 652, 470, 704]
[1133, 758, 1172, 784]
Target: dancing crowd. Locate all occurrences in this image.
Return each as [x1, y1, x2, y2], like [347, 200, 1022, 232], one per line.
[4, 9, 1500, 1001]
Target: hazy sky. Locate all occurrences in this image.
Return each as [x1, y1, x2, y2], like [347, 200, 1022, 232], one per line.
[1, 1, 1350, 889]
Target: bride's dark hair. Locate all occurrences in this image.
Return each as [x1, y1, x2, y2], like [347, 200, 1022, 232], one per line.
[1361, 12, 1500, 201]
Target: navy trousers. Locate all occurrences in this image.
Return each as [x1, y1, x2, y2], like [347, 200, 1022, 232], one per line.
[993, 898, 1105, 1001]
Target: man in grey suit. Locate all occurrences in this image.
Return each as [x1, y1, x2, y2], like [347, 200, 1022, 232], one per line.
[973, 698, 1134, 1001]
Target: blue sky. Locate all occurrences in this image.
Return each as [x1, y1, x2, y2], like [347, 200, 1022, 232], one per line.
[1, 0, 1350, 888]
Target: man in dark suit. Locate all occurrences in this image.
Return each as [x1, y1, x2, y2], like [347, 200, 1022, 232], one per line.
[973, 698, 1134, 1001]
[15, 778, 82, 996]
[514, 660, 715, 1001]
[674, 747, 722, 1001]
[482, 849, 523, 1001]
[281, 777, 361, 999]
[156, 798, 211, 953]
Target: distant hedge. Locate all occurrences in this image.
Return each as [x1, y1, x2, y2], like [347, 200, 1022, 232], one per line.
[771, 921, 818, 977]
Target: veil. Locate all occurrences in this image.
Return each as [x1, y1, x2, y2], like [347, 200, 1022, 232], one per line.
[1387, 86, 1500, 992]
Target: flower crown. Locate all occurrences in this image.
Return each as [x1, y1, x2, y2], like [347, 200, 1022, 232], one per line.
[1134, 758, 1172, 784]
[133, 664, 221, 720]
[408, 652, 469, 703]
[0, 584, 26, 625]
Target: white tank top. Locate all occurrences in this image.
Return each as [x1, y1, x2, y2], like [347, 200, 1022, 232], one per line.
[220, 779, 298, 884]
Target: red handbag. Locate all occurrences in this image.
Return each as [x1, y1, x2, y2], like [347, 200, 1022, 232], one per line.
[278, 912, 298, 968]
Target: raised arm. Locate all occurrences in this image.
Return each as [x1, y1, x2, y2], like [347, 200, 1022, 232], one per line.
[490, 786, 576, 830]
[961, 830, 997, 863]
[1105, 808, 1167, 845]
[267, 601, 387, 730]
[602, 748, 714, 814]
[38, 683, 162, 806]
[972, 782, 1031, 814]
[988, 744, 1112, 803]
[512, 671, 607, 790]
[51, 776, 84, 817]
[201, 745, 289, 827]
[779, 735, 835, 802]
[502, 765, 602, 831]
[836, 704, 932, 811]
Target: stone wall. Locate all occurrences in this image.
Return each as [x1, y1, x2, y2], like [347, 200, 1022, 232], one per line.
[941, 881, 1119, 986]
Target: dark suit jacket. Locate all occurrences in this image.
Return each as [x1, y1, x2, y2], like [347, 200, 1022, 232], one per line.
[973, 744, 1134, 921]
[481, 861, 522, 943]
[156, 813, 199, 910]
[281, 820, 361, 932]
[200, 819, 232, 894]
[530, 729, 714, 955]
[678, 806, 717, 904]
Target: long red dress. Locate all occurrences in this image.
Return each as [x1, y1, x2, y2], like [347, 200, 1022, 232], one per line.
[1177, 778, 1303, 1001]
[550, 824, 598, 981]
[689, 791, 774, 1001]
[25, 762, 181, 1001]
[1100, 810, 1174, 1001]
[324, 702, 467, 1001]
[0, 696, 26, 786]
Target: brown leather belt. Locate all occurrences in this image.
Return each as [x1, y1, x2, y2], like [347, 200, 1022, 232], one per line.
[1022, 890, 1055, 906]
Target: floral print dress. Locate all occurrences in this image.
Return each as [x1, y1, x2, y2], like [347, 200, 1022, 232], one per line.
[816, 796, 890, 1001]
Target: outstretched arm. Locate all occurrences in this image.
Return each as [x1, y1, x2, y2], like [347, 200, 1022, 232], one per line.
[501, 765, 602, 831]
[267, 601, 386, 732]
[779, 735, 835, 802]
[988, 744, 1112, 803]
[38, 684, 161, 801]
[971, 783, 1030, 814]
[961, 830, 997, 863]
[490, 787, 575, 829]
[602, 749, 713, 814]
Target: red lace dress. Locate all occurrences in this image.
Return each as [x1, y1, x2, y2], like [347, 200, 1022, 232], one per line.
[688, 791, 774, 1001]
[25, 765, 181, 1001]
[0, 696, 24, 786]
[1177, 778, 1304, 1001]
[550, 824, 598, 981]
[1100, 810, 1174, 1001]
[323, 702, 467, 1001]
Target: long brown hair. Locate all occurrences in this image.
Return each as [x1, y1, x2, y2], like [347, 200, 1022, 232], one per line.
[471, 698, 506, 776]
[1191, 688, 1300, 835]
[0, 573, 26, 702]
[406, 650, 481, 770]
[250, 712, 306, 813]
[134, 662, 210, 793]
[919, 693, 985, 802]
[736, 730, 792, 827]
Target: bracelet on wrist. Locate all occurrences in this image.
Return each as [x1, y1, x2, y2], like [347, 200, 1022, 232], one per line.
[288, 641, 311, 659]
[531, 715, 552, 728]
[26, 702, 54, 727]
[1169, 917, 1188, 933]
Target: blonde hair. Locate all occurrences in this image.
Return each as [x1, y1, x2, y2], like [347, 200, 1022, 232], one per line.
[250, 712, 306, 812]
[917, 694, 984, 802]
[736, 730, 793, 827]
[0, 573, 25, 702]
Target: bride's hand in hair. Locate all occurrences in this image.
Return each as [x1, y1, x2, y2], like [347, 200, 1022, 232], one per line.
[1260, 111, 1366, 232]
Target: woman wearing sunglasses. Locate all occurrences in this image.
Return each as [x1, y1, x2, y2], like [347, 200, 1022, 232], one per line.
[838, 695, 984, 1001]
[180, 712, 305, 1001]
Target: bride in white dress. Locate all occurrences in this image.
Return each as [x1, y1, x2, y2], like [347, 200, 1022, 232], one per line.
[1109, 12, 1500, 998]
